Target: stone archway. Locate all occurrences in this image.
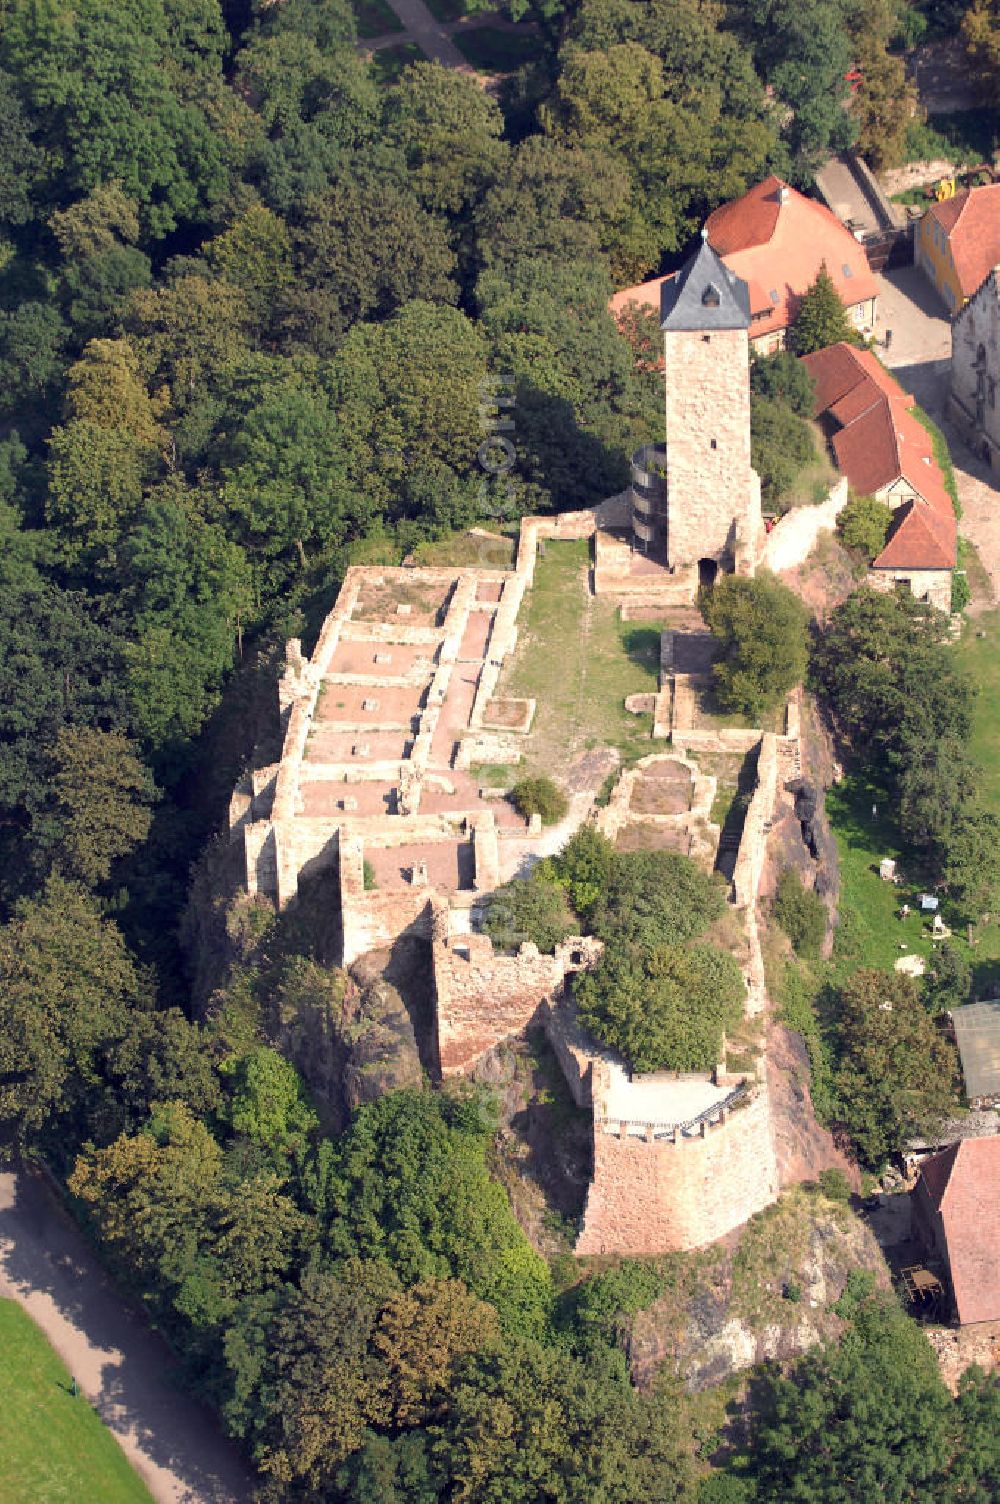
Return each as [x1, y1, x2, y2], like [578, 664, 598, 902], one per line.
[698, 557, 719, 592]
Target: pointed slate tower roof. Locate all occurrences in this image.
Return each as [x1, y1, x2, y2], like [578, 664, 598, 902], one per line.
[661, 232, 751, 332]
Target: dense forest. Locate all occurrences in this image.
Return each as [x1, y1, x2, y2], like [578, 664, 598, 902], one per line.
[1, 0, 999, 1499]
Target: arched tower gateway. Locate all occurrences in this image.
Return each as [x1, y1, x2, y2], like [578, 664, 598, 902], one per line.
[630, 236, 763, 588]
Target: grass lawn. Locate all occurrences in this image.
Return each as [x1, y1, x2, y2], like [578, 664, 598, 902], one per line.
[956, 607, 1000, 818]
[352, 0, 404, 37]
[500, 539, 661, 777]
[370, 40, 422, 83]
[825, 772, 1000, 994]
[0, 1299, 153, 1504]
[453, 24, 538, 71]
[411, 529, 515, 570]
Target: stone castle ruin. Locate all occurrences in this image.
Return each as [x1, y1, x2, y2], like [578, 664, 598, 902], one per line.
[226, 238, 841, 1256]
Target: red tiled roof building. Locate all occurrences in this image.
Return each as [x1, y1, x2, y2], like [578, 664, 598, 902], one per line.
[801, 342, 957, 611]
[610, 177, 879, 354]
[916, 182, 1000, 314]
[913, 1137, 1000, 1325]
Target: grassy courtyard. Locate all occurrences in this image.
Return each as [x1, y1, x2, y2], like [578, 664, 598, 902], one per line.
[501, 539, 662, 778]
[0, 1299, 153, 1504]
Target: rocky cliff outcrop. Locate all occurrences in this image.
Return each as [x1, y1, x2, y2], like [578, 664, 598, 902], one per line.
[626, 1187, 890, 1391]
[342, 974, 423, 1113]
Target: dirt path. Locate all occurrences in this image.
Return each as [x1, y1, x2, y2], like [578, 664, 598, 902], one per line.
[0, 1168, 255, 1504]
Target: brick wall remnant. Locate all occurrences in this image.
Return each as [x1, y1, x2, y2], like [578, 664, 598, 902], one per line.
[433, 916, 602, 1075]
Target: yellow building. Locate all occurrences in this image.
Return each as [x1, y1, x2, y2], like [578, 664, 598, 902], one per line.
[916, 182, 1000, 315]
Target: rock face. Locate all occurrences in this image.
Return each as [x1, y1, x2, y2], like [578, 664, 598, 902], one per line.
[269, 959, 422, 1132]
[626, 1189, 891, 1391]
[342, 975, 423, 1112]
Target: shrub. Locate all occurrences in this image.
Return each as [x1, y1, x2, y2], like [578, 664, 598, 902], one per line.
[702, 571, 810, 720]
[545, 825, 618, 921]
[589, 849, 726, 949]
[836, 492, 892, 559]
[363, 859, 377, 891]
[510, 775, 568, 825]
[772, 869, 827, 955]
[817, 1167, 852, 1202]
[952, 568, 970, 614]
[481, 870, 575, 954]
[750, 394, 817, 509]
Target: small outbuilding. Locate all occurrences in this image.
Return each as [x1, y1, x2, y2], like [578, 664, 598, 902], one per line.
[912, 1137, 1000, 1325]
[952, 1000, 1000, 1109]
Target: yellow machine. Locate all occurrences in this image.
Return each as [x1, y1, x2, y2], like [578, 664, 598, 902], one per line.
[935, 176, 957, 201]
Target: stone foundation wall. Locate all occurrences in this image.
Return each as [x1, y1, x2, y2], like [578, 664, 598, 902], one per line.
[576, 1088, 779, 1254]
[732, 735, 777, 911]
[868, 566, 952, 614]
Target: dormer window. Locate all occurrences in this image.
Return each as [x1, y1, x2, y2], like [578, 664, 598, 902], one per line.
[842, 263, 853, 278]
[769, 289, 779, 304]
[702, 283, 721, 308]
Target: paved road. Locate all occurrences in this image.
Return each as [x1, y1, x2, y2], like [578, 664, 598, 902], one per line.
[877, 267, 1000, 603]
[379, 0, 469, 66]
[0, 1168, 255, 1504]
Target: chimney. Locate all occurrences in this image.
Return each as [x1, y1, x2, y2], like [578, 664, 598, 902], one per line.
[778, 183, 789, 205]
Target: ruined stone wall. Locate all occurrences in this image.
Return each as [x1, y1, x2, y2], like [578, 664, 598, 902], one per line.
[664, 327, 761, 570]
[762, 478, 849, 573]
[576, 1089, 779, 1254]
[433, 926, 602, 1075]
[732, 734, 777, 911]
[543, 996, 611, 1110]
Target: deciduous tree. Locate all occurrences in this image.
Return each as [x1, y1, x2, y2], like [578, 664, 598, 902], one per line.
[574, 938, 745, 1072]
[702, 572, 810, 719]
[833, 969, 960, 1165]
[0, 879, 142, 1139]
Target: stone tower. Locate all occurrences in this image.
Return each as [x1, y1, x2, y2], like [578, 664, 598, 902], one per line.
[630, 236, 762, 589]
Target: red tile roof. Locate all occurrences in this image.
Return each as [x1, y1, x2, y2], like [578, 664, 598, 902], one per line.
[919, 1137, 1000, 1325]
[926, 183, 1000, 300]
[609, 177, 878, 337]
[874, 499, 957, 571]
[801, 343, 957, 571]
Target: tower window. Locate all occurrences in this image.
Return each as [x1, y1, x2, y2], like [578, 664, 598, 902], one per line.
[702, 334, 711, 343]
[702, 283, 721, 308]
[710, 439, 718, 450]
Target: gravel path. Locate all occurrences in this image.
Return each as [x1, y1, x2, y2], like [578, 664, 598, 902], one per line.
[0, 1167, 255, 1504]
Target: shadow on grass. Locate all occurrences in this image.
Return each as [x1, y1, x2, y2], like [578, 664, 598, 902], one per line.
[621, 625, 661, 676]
